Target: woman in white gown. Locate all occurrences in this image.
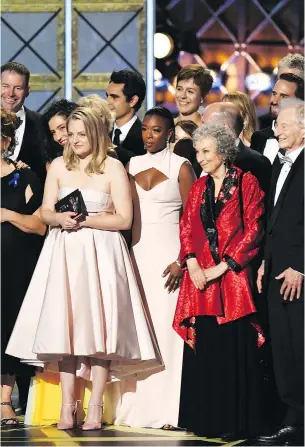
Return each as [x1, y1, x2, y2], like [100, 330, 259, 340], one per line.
[6, 108, 162, 430]
[115, 107, 196, 429]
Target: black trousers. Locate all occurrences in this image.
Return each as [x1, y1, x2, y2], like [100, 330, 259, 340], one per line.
[267, 275, 304, 426]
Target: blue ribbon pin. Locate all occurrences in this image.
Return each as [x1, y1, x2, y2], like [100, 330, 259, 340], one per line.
[8, 172, 20, 188]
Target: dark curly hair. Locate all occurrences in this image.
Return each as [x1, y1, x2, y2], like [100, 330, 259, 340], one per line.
[41, 99, 77, 136]
[41, 99, 77, 161]
[1, 109, 21, 159]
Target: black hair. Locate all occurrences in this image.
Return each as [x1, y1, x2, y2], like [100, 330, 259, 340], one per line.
[279, 73, 304, 101]
[1, 61, 30, 86]
[144, 106, 175, 131]
[41, 99, 77, 136]
[109, 69, 146, 112]
[41, 99, 77, 162]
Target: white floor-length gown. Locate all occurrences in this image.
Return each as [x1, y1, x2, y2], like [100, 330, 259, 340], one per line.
[115, 148, 188, 428]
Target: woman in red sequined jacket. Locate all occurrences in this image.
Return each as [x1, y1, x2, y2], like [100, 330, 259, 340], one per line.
[173, 122, 268, 440]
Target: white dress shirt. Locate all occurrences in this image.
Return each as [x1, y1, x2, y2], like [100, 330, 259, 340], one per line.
[112, 115, 137, 144]
[263, 121, 279, 164]
[9, 106, 26, 161]
[274, 147, 304, 205]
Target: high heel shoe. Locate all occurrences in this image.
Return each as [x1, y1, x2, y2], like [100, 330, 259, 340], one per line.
[57, 401, 79, 430]
[82, 404, 104, 431]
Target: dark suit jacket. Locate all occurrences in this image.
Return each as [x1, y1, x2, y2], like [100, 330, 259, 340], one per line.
[174, 139, 202, 178]
[17, 108, 47, 184]
[258, 112, 273, 130]
[251, 126, 274, 155]
[264, 150, 304, 292]
[110, 117, 145, 166]
[235, 141, 272, 198]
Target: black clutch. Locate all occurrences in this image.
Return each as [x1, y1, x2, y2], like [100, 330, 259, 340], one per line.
[55, 189, 88, 223]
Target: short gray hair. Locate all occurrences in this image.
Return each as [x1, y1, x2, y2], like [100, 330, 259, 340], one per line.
[279, 97, 305, 127]
[193, 122, 238, 167]
[278, 54, 304, 77]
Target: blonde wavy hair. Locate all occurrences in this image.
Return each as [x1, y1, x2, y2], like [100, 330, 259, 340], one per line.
[64, 107, 109, 175]
[77, 94, 114, 132]
[222, 91, 257, 142]
[77, 94, 117, 159]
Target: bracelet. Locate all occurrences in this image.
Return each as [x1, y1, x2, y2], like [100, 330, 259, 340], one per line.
[175, 259, 181, 268]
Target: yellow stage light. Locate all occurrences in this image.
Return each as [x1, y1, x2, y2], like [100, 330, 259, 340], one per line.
[154, 33, 174, 59]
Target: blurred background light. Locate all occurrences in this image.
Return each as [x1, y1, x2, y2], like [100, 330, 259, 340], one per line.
[154, 33, 174, 59]
[245, 72, 272, 92]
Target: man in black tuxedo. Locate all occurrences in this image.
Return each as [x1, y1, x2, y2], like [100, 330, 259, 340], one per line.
[201, 102, 272, 197]
[255, 98, 304, 446]
[106, 69, 146, 166]
[1, 62, 47, 184]
[258, 53, 304, 130]
[251, 73, 304, 163]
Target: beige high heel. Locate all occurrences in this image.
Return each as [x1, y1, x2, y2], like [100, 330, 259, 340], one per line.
[57, 401, 80, 430]
[82, 404, 104, 431]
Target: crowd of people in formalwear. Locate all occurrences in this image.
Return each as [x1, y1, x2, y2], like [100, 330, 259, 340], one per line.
[1, 53, 304, 445]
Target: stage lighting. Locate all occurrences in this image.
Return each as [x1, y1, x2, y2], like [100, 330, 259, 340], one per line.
[154, 33, 174, 59]
[245, 72, 272, 92]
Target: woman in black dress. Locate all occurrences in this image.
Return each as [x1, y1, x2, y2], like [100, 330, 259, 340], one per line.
[1, 109, 46, 425]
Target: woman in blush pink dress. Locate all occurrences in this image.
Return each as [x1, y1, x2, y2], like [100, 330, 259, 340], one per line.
[6, 108, 162, 431]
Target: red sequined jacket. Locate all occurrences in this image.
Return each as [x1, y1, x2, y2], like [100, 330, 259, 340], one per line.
[173, 167, 265, 348]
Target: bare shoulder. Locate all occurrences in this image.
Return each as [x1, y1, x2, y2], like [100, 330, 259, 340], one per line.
[104, 156, 127, 176]
[49, 156, 65, 170]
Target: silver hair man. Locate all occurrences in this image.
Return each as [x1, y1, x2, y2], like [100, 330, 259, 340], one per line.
[277, 53, 304, 79]
[278, 97, 305, 126]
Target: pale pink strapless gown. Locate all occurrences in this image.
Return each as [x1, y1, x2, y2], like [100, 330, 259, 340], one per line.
[6, 188, 163, 381]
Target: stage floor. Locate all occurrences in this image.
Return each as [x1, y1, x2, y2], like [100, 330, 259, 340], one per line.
[1, 420, 249, 446]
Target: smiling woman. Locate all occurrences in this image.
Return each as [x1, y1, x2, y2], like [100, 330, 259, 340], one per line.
[174, 122, 268, 440]
[41, 99, 77, 162]
[175, 64, 213, 127]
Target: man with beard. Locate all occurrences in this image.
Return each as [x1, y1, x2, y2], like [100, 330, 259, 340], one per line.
[251, 73, 304, 163]
[258, 53, 304, 129]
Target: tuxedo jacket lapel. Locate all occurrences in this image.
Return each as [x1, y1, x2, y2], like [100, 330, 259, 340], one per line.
[268, 156, 282, 212]
[268, 150, 304, 233]
[123, 118, 141, 146]
[18, 108, 33, 162]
